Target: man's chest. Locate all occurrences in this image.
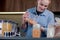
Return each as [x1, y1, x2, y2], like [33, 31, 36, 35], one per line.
[29, 14, 48, 27]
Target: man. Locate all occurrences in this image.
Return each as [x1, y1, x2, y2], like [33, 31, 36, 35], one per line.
[22, 0, 55, 38]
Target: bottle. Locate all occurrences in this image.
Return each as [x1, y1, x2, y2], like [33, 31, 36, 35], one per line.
[47, 24, 55, 38]
[32, 24, 41, 38]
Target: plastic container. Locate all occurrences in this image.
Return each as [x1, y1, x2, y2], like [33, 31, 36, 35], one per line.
[32, 24, 41, 38]
[47, 24, 55, 38]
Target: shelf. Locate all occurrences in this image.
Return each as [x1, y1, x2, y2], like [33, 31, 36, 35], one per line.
[0, 12, 25, 14]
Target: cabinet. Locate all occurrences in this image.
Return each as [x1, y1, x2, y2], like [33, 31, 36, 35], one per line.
[0, 0, 60, 12]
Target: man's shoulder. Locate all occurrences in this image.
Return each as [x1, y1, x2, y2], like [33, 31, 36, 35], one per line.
[45, 9, 54, 16]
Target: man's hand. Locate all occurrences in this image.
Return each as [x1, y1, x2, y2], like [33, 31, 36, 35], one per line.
[22, 11, 37, 29]
[22, 12, 29, 29]
[23, 12, 37, 25]
[40, 27, 45, 31]
[22, 12, 29, 23]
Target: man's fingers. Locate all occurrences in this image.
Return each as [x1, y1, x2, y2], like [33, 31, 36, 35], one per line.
[22, 12, 29, 21]
[40, 27, 45, 31]
[23, 12, 29, 18]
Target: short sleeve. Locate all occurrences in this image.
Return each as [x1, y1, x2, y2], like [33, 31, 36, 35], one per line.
[48, 12, 55, 25]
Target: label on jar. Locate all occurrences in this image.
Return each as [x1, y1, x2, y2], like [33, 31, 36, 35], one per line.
[47, 25, 55, 38]
[32, 24, 41, 38]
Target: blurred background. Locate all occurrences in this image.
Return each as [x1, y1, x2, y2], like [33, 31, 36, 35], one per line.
[0, 0, 60, 12]
[0, 0, 60, 37]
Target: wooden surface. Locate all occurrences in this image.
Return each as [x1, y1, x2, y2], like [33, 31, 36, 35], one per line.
[0, 0, 60, 12]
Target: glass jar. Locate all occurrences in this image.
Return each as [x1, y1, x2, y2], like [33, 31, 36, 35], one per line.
[47, 24, 55, 38]
[32, 24, 41, 38]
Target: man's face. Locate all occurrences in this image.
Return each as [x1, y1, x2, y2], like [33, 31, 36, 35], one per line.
[37, 0, 50, 12]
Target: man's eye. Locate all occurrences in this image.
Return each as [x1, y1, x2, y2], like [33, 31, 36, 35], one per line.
[44, 5, 48, 7]
[40, 3, 48, 7]
[40, 4, 43, 6]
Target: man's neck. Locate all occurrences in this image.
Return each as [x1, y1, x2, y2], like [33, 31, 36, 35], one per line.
[36, 10, 43, 16]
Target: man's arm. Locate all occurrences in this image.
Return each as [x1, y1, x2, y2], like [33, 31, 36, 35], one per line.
[22, 12, 37, 29]
[48, 13, 55, 25]
[41, 12, 55, 32]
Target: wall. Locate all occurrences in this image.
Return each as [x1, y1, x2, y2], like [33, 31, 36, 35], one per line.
[0, 14, 23, 27]
[0, 0, 60, 12]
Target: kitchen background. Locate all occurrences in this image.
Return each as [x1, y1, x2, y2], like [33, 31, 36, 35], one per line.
[0, 0, 60, 12]
[0, 0, 60, 37]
